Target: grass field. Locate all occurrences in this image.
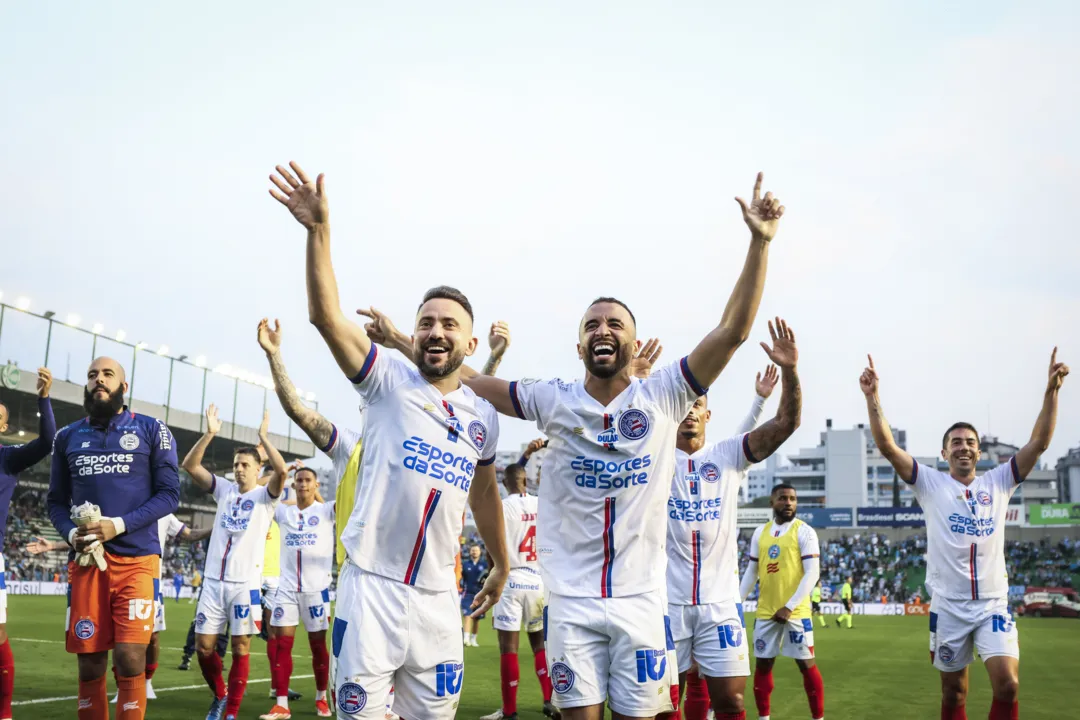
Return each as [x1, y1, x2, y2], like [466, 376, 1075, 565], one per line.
[7, 596, 1080, 719]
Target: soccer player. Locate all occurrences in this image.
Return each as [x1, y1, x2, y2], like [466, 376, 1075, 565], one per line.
[174, 571, 185, 602]
[861, 350, 1069, 720]
[0, 367, 55, 717]
[47, 357, 181, 720]
[461, 173, 785, 718]
[666, 320, 801, 720]
[480, 463, 560, 720]
[269, 160, 510, 719]
[739, 484, 823, 720]
[460, 545, 489, 646]
[835, 576, 853, 629]
[810, 582, 827, 630]
[182, 404, 287, 720]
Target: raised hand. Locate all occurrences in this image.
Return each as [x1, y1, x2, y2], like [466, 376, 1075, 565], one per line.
[258, 318, 282, 355]
[269, 161, 328, 230]
[755, 364, 779, 398]
[525, 438, 546, 457]
[357, 307, 400, 347]
[205, 404, 222, 435]
[859, 354, 879, 397]
[258, 409, 270, 440]
[759, 318, 798, 368]
[1047, 347, 1070, 391]
[631, 338, 664, 380]
[36, 367, 53, 398]
[488, 321, 511, 356]
[735, 172, 786, 242]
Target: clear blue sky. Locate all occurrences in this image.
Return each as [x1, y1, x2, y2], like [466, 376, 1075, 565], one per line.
[1, 1, 1076, 469]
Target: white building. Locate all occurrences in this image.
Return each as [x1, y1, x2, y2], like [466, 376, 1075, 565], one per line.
[1057, 443, 1080, 503]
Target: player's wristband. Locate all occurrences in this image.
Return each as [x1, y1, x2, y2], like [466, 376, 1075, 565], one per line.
[68, 528, 78, 545]
[110, 517, 127, 536]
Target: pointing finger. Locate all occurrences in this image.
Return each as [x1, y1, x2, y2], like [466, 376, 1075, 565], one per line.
[752, 172, 763, 201]
[868, 354, 875, 370]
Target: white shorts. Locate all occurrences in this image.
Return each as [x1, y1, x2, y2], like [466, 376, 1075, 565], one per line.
[752, 616, 815, 660]
[491, 569, 544, 633]
[332, 561, 463, 719]
[930, 595, 1019, 672]
[543, 589, 677, 717]
[272, 587, 331, 632]
[262, 576, 280, 613]
[195, 577, 262, 637]
[0, 554, 7, 625]
[669, 600, 750, 678]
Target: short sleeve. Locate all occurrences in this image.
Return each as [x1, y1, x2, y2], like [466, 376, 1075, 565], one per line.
[476, 403, 500, 465]
[985, 458, 1023, 495]
[256, 484, 279, 506]
[908, 462, 936, 500]
[324, 425, 362, 479]
[798, 524, 820, 559]
[642, 358, 708, 422]
[747, 525, 764, 561]
[210, 474, 230, 503]
[350, 345, 413, 405]
[507, 378, 563, 430]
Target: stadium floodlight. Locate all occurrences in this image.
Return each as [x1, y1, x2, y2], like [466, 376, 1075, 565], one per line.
[66, 314, 81, 327]
[17, 430, 25, 437]
[135, 341, 148, 351]
[0, 291, 4, 302]
[305, 391, 316, 402]
[214, 363, 234, 376]
[157, 345, 169, 356]
[91, 323, 104, 335]
[115, 329, 127, 342]
[195, 355, 207, 368]
[15, 297, 31, 311]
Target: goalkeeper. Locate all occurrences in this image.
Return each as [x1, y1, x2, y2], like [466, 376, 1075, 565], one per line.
[47, 357, 180, 720]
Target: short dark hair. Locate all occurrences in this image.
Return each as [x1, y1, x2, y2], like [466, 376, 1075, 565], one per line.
[295, 466, 319, 482]
[504, 464, 526, 482]
[418, 285, 474, 323]
[942, 422, 979, 450]
[588, 297, 637, 326]
[234, 447, 261, 464]
[771, 482, 796, 496]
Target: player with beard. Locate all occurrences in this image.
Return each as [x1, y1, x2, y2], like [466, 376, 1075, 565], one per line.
[269, 161, 509, 719]
[47, 357, 181, 720]
[461, 173, 786, 719]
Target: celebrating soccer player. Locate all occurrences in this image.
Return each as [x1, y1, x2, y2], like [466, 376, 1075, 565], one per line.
[47, 357, 181, 720]
[861, 349, 1069, 720]
[739, 483, 823, 720]
[462, 172, 785, 719]
[182, 404, 287, 720]
[269, 161, 510, 719]
[666, 320, 801, 720]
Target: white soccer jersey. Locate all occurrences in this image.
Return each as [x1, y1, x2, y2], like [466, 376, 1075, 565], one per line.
[909, 459, 1022, 600]
[157, 513, 186, 578]
[340, 346, 500, 592]
[204, 476, 279, 583]
[276, 500, 336, 593]
[667, 435, 752, 605]
[510, 357, 705, 597]
[503, 493, 540, 573]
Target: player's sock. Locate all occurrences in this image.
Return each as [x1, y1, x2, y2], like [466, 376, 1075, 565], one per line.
[144, 663, 157, 682]
[533, 650, 553, 702]
[224, 654, 250, 717]
[816, 614, 826, 628]
[117, 673, 147, 719]
[753, 667, 774, 718]
[499, 653, 519, 714]
[267, 636, 280, 697]
[684, 668, 710, 720]
[800, 664, 825, 719]
[77, 676, 108, 720]
[940, 701, 967, 720]
[989, 699, 1018, 720]
[716, 713, 746, 720]
[276, 636, 296, 708]
[0, 639, 14, 719]
[309, 634, 330, 696]
[198, 652, 227, 700]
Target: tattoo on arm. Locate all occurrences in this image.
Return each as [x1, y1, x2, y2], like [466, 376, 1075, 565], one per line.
[481, 353, 503, 376]
[268, 351, 334, 449]
[747, 367, 801, 460]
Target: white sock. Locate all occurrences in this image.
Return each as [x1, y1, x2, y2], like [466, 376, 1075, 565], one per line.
[471, 633, 478, 643]
[316, 689, 326, 701]
[277, 695, 289, 709]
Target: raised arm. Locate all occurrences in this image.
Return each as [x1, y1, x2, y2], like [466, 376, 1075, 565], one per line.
[258, 410, 287, 499]
[860, 355, 914, 483]
[3, 369, 57, 473]
[259, 318, 335, 450]
[466, 463, 508, 617]
[1014, 348, 1069, 479]
[745, 321, 801, 462]
[181, 405, 222, 493]
[269, 162, 372, 380]
[686, 173, 785, 388]
[735, 364, 776, 435]
[482, 321, 511, 376]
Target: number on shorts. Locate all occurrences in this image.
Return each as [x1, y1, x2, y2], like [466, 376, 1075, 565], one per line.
[518, 525, 537, 561]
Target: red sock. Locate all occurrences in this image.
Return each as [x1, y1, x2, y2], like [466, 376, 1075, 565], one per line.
[309, 635, 330, 692]
[717, 713, 746, 720]
[684, 668, 710, 720]
[800, 665, 824, 719]
[533, 649, 553, 702]
[941, 701, 967, 720]
[225, 654, 250, 717]
[277, 636, 296, 700]
[990, 699, 1018, 720]
[0, 640, 14, 719]
[77, 676, 108, 720]
[267, 636, 279, 692]
[500, 653, 520, 715]
[144, 663, 157, 682]
[198, 652, 227, 700]
[753, 668, 774, 717]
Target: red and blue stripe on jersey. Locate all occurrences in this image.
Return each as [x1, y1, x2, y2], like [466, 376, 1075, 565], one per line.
[405, 488, 443, 586]
[691, 530, 703, 605]
[601, 497, 617, 597]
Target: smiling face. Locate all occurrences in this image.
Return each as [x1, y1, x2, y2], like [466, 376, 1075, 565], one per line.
[577, 301, 638, 379]
[83, 357, 128, 420]
[412, 297, 477, 380]
[942, 425, 981, 476]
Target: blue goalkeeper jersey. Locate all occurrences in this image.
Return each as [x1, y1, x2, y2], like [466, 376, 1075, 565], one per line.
[0, 396, 56, 549]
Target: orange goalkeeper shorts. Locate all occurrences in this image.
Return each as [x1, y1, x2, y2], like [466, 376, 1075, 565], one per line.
[66, 553, 157, 654]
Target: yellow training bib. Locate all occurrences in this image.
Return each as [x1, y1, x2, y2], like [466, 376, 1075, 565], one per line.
[755, 519, 811, 620]
[334, 440, 364, 567]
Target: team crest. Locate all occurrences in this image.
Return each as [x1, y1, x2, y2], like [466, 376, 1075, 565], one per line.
[618, 409, 650, 440]
[337, 682, 367, 713]
[550, 662, 575, 694]
[241, 499, 255, 512]
[273, 606, 285, 620]
[74, 619, 96, 639]
[119, 433, 140, 451]
[699, 462, 721, 483]
[196, 612, 207, 626]
[755, 638, 766, 652]
[767, 545, 781, 560]
[468, 420, 487, 450]
[975, 490, 992, 507]
[938, 645, 955, 664]
[309, 516, 320, 526]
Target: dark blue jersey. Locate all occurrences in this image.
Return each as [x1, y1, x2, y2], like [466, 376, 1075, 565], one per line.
[461, 557, 488, 594]
[0, 397, 56, 548]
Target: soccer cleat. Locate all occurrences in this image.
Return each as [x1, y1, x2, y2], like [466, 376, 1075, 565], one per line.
[111, 692, 118, 704]
[480, 710, 517, 720]
[205, 693, 228, 720]
[178, 656, 192, 670]
[146, 679, 157, 700]
[315, 699, 333, 717]
[259, 705, 292, 719]
[288, 688, 303, 701]
[543, 700, 562, 719]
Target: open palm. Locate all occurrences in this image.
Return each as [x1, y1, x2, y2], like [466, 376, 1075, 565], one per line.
[269, 161, 328, 230]
[760, 318, 797, 368]
[258, 318, 282, 354]
[205, 404, 222, 434]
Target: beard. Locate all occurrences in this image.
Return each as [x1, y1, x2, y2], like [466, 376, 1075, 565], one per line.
[83, 385, 124, 420]
[413, 342, 467, 380]
[582, 341, 632, 379]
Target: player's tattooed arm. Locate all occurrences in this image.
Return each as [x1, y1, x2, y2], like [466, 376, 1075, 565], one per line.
[686, 172, 784, 388]
[269, 161, 373, 380]
[482, 321, 511, 376]
[860, 355, 915, 483]
[182, 405, 221, 492]
[467, 463, 509, 617]
[1014, 347, 1069, 479]
[258, 410, 288, 499]
[746, 320, 801, 462]
[178, 526, 213, 543]
[259, 318, 335, 450]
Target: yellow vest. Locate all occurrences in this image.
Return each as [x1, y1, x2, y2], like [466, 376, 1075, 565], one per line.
[840, 582, 852, 600]
[334, 440, 365, 567]
[755, 519, 811, 620]
[263, 521, 281, 578]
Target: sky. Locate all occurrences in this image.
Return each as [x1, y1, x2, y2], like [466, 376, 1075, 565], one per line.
[1, 0, 1077, 472]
